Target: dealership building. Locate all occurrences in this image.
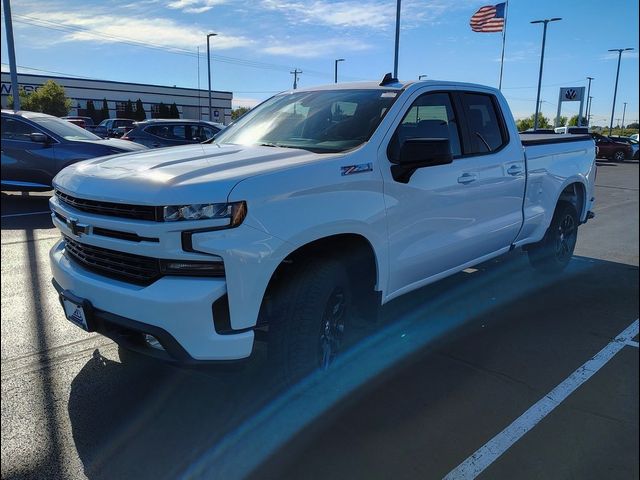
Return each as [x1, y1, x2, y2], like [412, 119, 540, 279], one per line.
[1, 72, 233, 124]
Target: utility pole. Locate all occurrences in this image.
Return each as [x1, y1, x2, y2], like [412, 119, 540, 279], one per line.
[334, 59, 344, 83]
[290, 69, 302, 90]
[607, 48, 634, 135]
[2, 0, 20, 111]
[621, 102, 627, 130]
[197, 46, 201, 119]
[531, 17, 562, 131]
[206, 33, 217, 122]
[393, 0, 401, 78]
[585, 77, 593, 126]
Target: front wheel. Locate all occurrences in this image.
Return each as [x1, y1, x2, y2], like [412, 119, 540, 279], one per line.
[528, 201, 579, 273]
[268, 257, 353, 383]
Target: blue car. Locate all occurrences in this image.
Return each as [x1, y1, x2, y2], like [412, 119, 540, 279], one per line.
[1, 110, 147, 192]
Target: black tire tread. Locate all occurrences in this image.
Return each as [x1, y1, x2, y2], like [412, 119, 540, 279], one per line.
[268, 257, 350, 383]
[528, 200, 578, 273]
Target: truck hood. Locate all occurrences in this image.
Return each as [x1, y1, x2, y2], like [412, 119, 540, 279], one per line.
[53, 143, 336, 205]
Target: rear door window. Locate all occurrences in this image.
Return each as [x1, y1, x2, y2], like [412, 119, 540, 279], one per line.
[459, 93, 506, 153]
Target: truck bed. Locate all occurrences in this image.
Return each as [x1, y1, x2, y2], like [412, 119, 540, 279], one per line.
[519, 133, 592, 146]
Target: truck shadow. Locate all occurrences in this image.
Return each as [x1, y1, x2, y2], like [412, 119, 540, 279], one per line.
[0, 192, 54, 230]
[66, 253, 639, 480]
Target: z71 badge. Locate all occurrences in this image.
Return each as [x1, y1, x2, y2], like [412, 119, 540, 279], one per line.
[341, 163, 373, 176]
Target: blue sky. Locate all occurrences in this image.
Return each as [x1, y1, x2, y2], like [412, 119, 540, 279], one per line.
[1, 0, 638, 124]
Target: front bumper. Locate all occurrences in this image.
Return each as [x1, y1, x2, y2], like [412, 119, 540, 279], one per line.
[50, 239, 254, 361]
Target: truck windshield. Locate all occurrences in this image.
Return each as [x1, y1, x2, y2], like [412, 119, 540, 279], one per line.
[215, 89, 400, 153]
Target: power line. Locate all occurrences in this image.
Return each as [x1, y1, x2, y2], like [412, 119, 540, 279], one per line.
[502, 79, 586, 90]
[8, 13, 364, 81]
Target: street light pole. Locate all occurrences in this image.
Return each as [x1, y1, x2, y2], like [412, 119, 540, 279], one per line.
[334, 59, 345, 83]
[206, 33, 217, 122]
[607, 48, 633, 135]
[621, 102, 627, 130]
[585, 76, 593, 126]
[2, 0, 20, 111]
[393, 0, 401, 78]
[531, 18, 561, 131]
[587, 96, 593, 126]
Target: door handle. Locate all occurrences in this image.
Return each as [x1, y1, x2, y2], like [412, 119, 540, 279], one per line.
[457, 173, 478, 184]
[507, 165, 523, 176]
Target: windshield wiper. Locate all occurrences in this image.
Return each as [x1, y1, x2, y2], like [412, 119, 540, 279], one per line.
[258, 142, 301, 150]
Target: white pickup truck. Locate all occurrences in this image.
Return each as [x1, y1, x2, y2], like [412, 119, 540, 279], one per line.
[49, 77, 596, 379]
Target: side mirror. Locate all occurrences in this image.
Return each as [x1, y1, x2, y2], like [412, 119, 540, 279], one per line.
[29, 132, 49, 144]
[391, 138, 453, 183]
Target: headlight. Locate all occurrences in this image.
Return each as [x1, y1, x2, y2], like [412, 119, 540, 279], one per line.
[162, 201, 247, 226]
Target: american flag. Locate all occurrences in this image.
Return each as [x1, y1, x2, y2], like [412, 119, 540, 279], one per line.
[470, 3, 506, 33]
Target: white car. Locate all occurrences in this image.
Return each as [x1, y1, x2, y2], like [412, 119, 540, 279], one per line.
[49, 76, 596, 380]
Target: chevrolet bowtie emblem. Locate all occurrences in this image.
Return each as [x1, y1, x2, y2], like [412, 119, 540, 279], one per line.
[66, 217, 92, 236]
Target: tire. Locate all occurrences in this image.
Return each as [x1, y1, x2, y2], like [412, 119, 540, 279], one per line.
[268, 257, 352, 383]
[528, 201, 579, 273]
[613, 150, 626, 162]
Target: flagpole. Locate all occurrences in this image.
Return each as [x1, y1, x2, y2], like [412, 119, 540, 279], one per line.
[498, 0, 509, 90]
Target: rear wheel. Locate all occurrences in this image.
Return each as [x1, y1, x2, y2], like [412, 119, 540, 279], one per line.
[268, 257, 353, 383]
[613, 150, 626, 162]
[528, 201, 579, 273]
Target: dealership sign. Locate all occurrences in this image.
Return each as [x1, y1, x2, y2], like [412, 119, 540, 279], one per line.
[555, 86, 586, 127]
[0, 83, 42, 95]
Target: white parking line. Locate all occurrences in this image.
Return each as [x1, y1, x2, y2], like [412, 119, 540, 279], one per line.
[1, 211, 50, 218]
[444, 318, 640, 480]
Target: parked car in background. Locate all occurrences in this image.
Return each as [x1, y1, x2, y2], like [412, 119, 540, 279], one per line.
[121, 119, 225, 148]
[64, 118, 86, 129]
[523, 128, 556, 134]
[609, 135, 639, 160]
[93, 118, 136, 138]
[61, 116, 96, 132]
[554, 126, 589, 134]
[630, 133, 639, 141]
[1, 110, 147, 192]
[591, 133, 633, 161]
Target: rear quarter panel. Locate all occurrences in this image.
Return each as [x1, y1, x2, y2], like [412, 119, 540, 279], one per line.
[515, 138, 596, 245]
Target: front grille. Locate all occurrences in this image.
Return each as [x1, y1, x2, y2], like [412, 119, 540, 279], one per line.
[56, 190, 160, 222]
[63, 235, 161, 285]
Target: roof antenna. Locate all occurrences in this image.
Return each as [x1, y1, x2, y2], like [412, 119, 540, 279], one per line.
[380, 72, 398, 86]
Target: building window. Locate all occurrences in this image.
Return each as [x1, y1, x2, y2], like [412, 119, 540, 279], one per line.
[116, 102, 127, 115]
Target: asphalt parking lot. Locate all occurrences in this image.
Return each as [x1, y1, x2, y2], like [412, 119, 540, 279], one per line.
[1, 160, 638, 480]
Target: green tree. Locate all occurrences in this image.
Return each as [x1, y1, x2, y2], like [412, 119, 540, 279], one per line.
[231, 107, 250, 121]
[626, 122, 639, 130]
[568, 115, 587, 127]
[169, 102, 180, 118]
[124, 99, 134, 119]
[7, 80, 72, 116]
[557, 115, 568, 127]
[516, 113, 551, 132]
[157, 102, 170, 118]
[86, 100, 98, 124]
[100, 98, 110, 122]
[135, 99, 146, 121]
